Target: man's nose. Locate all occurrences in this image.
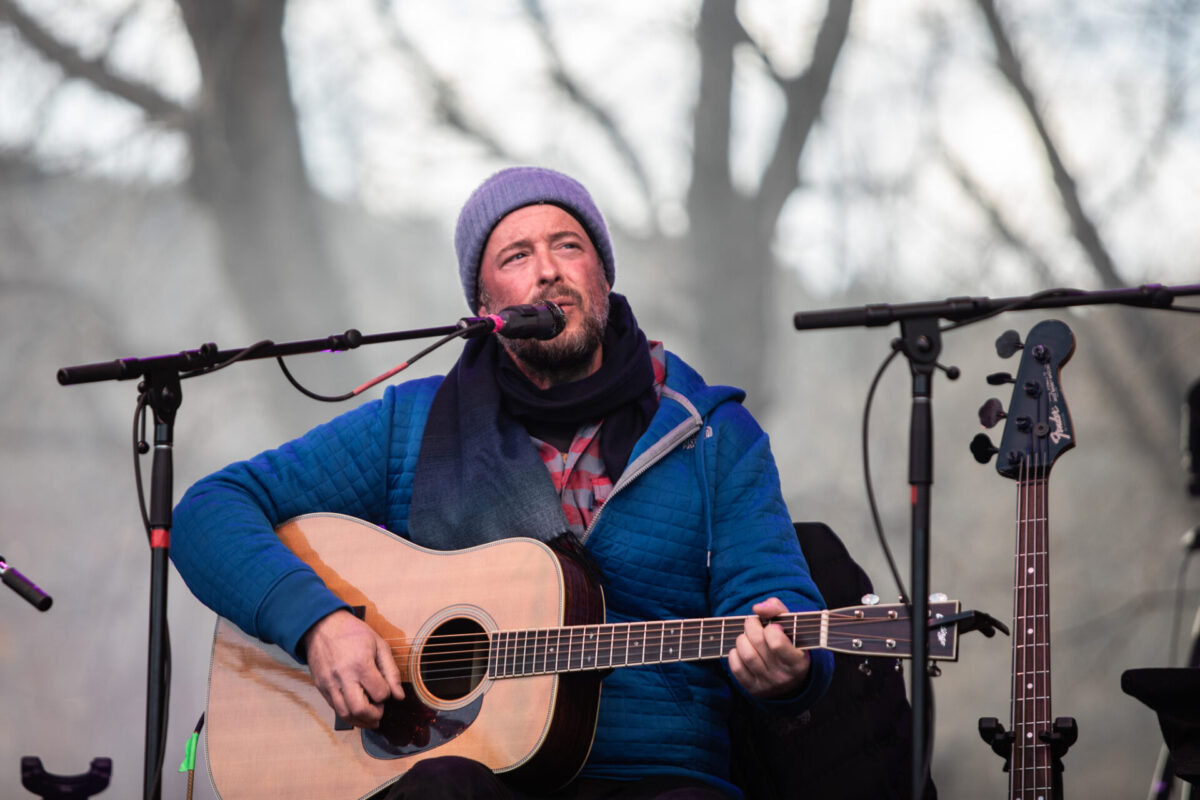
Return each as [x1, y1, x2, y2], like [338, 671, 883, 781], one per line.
[535, 248, 562, 282]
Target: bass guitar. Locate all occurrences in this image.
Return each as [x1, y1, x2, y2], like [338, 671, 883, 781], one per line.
[205, 513, 962, 798]
[973, 320, 1078, 799]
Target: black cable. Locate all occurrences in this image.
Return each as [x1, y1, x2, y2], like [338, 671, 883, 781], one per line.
[939, 287, 1084, 334]
[133, 391, 152, 537]
[862, 344, 910, 604]
[276, 357, 356, 402]
[178, 339, 276, 380]
[275, 326, 479, 402]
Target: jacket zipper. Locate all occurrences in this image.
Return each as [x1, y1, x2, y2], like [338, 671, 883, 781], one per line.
[580, 388, 703, 546]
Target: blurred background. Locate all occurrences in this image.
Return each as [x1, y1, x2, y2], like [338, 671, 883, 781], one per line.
[1, 1, 1198, 797]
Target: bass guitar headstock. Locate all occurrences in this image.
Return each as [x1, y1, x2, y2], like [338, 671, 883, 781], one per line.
[971, 320, 1076, 480]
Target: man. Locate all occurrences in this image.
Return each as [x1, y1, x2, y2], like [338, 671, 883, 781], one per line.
[172, 166, 833, 799]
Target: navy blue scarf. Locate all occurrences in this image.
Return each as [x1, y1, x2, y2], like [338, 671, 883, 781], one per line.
[409, 293, 655, 549]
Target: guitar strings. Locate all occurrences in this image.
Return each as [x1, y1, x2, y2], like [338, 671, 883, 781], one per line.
[372, 613, 909, 652]
[364, 615, 928, 682]
[1010, 444, 1054, 794]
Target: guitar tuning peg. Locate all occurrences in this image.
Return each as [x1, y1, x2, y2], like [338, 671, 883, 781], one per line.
[986, 371, 1014, 386]
[927, 662, 942, 677]
[978, 398, 1006, 428]
[928, 592, 949, 603]
[970, 433, 998, 464]
[995, 330, 1023, 358]
[860, 593, 880, 605]
[858, 661, 873, 677]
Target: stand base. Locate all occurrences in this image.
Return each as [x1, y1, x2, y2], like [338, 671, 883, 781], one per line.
[977, 716, 1076, 800]
[21, 757, 112, 800]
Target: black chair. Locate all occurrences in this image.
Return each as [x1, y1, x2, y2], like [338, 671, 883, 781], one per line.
[729, 522, 936, 800]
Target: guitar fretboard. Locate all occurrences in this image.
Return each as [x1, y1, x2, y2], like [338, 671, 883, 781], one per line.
[488, 612, 824, 678]
[1011, 472, 1053, 799]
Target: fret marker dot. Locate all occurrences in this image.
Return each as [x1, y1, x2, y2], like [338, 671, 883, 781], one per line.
[668, 648, 675, 654]
[1026, 732, 1034, 739]
[1027, 683, 1033, 690]
[1027, 567, 1034, 574]
[1027, 628, 1034, 635]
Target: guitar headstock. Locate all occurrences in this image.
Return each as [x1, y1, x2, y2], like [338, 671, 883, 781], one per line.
[972, 320, 1076, 480]
[824, 600, 960, 661]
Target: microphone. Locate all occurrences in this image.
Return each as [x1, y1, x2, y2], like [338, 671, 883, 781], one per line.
[459, 301, 566, 340]
[1, 555, 53, 611]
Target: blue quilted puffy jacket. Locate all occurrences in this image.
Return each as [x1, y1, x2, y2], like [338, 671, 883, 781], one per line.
[172, 350, 833, 797]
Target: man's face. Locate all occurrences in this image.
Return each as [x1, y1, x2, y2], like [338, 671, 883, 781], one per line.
[478, 204, 610, 382]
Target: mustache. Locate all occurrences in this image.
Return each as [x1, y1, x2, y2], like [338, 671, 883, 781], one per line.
[537, 287, 583, 305]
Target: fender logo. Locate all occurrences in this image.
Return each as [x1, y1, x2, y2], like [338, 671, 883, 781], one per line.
[1048, 405, 1071, 444]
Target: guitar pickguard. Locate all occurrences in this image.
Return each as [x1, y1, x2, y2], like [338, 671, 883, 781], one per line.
[361, 682, 483, 759]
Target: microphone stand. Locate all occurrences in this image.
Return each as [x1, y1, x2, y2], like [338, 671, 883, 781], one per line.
[793, 282, 1200, 800]
[57, 319, 484, 800]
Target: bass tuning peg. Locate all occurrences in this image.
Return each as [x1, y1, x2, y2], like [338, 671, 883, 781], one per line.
[978, 398, 1007, 428]
[995, 330, 1023, 359]
[970, 433, 998, 464]
[986, 371, 1014, 386]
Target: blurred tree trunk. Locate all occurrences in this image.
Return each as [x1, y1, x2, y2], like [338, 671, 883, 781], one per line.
[175, 0, 349, 338]
[0, 0, 352, 340]
[686, 0, 852, 409]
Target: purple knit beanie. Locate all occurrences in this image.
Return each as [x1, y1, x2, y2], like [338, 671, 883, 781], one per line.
[454, 166, 616, 312]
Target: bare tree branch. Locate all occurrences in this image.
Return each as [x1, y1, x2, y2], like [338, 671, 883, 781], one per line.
[375, 0, 514, 162]
[521, 0, 655, 209]
[940, 146, 1057, 286]
[939, 145, 1181, 489]
[0, 0, 189, 126]
[1102, 4, 1191, 217]
[976, 0, 1189, 470]
[757, 0, 854, 228]
[976, 0, 1123, 290]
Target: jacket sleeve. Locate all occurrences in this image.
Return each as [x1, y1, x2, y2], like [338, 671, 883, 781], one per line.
[171, 386, 406, 661]
[702, 400, 835, 713]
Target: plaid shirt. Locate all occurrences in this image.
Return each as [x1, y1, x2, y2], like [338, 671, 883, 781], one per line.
[531, 341, 667, 534]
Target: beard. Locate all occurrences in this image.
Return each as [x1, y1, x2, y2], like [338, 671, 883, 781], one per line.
[491, 287, 610, 384]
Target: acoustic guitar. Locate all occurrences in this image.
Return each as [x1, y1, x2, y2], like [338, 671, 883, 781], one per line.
[204, 513, 961, 798]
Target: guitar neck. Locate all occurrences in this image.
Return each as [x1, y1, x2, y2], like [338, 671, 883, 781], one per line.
[487, 601, 959, 680]
[1010, 474, 1053, 799]
[489, 611, 822, 679]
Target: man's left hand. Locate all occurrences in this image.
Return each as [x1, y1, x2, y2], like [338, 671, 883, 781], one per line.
[729, 597, 811, 699]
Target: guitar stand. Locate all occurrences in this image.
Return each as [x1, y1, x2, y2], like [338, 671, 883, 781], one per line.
[977, 716, 1078, 799]
[20, 757, 111, 800]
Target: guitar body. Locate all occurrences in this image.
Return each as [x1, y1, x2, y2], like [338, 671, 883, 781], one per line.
[205, 513, 604, 799]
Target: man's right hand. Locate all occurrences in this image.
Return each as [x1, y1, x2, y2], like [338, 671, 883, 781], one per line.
[302, 609, 405, 729]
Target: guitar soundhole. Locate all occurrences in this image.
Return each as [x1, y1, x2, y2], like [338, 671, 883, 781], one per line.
[420, 617, 488, 703]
